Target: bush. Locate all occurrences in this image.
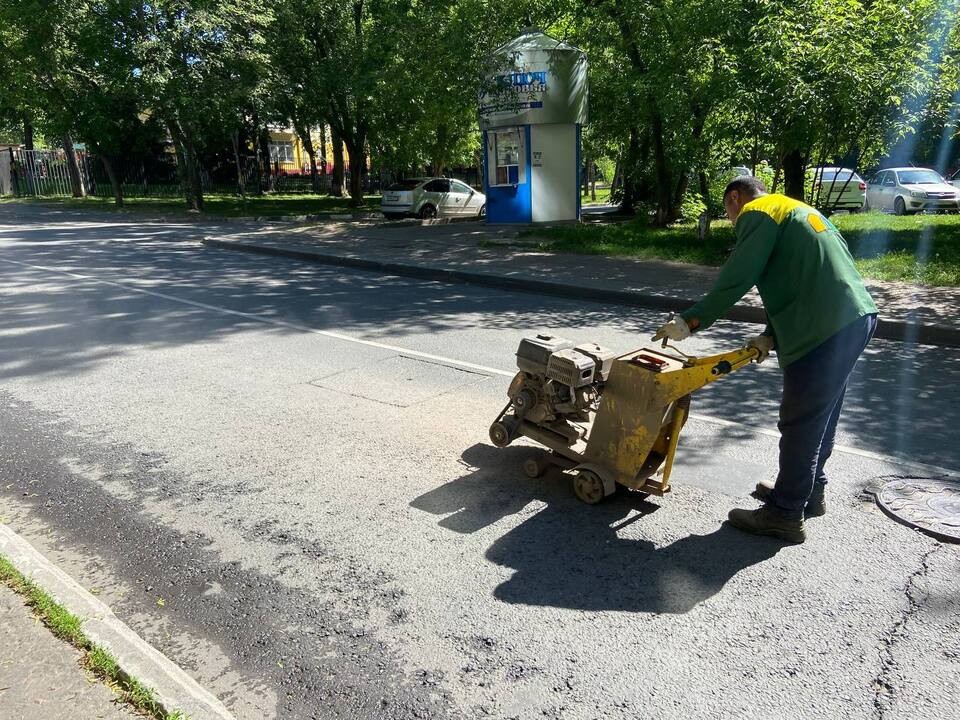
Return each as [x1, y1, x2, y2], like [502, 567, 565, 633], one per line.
[680, 191, 707, 222]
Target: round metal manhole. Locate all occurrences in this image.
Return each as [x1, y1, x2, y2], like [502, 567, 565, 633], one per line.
[875, 476, 960, 543]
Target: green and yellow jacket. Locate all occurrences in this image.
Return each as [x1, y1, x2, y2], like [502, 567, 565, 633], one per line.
[681, 194, 877, 367]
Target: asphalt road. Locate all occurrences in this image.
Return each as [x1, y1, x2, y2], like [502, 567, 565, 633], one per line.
[0, 203, 957, 720]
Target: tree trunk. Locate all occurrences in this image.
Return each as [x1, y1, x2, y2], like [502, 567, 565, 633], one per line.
[610, 159, 621, 196]
[431, 124, 448, 177]
[258, 126, 273, 193]
[293, 120, 319, 193]
[251, 114, 264, 195]
[99, 154, 123, 206]
[23, 117, 34, 151]
[168, 121, 203, 211]
[671, 172, 690, 217]
[181, 142, 203, 211]
[319, 124, 328, 191]
[782, 149, 806, 200]
[62, 134, 86, 197]
[618, 128, 640, 215]
[231, 129, 246, 197]
[173, 143, 189, 207]
[190, 148, 204, 210]
[345, 138, 366, 206]
[651, 109, 673, 226]
[698, 170, 710, 205]
[331, 127, 344, 197]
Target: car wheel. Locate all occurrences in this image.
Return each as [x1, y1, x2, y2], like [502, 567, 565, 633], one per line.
[894, 196, 906, 216]
[477, 203, 486, 219]
[419, 204, 437, 219]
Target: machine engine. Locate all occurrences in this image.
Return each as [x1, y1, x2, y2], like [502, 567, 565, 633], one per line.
[507, 334, 617, 443]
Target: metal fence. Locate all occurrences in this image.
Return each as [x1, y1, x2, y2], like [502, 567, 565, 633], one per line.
[7, 148, 94, 197]
[3, 146, 477, 199]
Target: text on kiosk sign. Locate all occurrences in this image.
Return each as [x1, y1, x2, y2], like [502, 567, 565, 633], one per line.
[496, 71, 548, 94]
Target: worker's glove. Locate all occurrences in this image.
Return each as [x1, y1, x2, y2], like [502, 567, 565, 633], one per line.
[652, 315, 691, 343]
[746, 334, 775, 364]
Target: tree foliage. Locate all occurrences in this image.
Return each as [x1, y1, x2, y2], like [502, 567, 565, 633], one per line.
[2, 0, 960, 217]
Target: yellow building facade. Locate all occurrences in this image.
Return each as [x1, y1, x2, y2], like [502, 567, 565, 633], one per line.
[266, 126, 346, 175]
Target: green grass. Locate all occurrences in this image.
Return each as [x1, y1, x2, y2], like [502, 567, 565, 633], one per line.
[526, 210, 960, 287]
[527, 218, 737, 265]
[8, 193, 380, 218]
[0, 554, 189, 719]
[581, 185, 612, 205]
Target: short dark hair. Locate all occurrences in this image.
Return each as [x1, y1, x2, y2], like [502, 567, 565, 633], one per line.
[723, 175, 767, 200]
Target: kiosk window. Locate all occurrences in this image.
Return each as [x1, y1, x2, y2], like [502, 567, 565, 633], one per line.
[494, 128, 521, 185]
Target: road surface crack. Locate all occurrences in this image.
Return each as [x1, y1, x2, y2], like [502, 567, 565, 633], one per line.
[871, 543, 942, 719]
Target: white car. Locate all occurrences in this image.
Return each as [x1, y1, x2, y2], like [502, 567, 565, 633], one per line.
[808, 167, 866, 211]
[381, 177, 486, 220]
[864, 167, 959, 215]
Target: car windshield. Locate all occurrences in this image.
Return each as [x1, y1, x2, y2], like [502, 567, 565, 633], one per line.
[387, 179, 423, 191]
[897, 170, 943, 185]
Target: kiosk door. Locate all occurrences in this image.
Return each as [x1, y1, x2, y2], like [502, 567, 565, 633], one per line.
[484, 126, 531, 223]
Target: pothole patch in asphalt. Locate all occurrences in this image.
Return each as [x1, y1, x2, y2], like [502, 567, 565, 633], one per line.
[308, 354, 491, 407]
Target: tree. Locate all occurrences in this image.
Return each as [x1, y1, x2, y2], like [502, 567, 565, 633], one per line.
[729, 0, 947, 200]
[136, 0, 272, 210]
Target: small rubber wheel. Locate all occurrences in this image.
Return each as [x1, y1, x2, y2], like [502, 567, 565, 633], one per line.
[489, 421, 513, 448]
[522, 457, 547, 479]
[573, 470, 607, 505]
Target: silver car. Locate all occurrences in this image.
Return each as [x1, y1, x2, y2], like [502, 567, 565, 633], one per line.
[381, 177, 486, 220]
[864, 167, 959, 215]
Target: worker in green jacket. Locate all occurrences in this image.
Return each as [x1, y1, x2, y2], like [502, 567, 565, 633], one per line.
[653, 175, 878, 543]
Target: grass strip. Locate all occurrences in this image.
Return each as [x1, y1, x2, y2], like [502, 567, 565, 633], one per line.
[524, 212, 960, 287]
[7, 194, 380, 218]
[0, 554, 188, 719]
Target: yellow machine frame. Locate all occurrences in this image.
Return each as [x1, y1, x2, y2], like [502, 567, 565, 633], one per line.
[512, 345, 759, 504]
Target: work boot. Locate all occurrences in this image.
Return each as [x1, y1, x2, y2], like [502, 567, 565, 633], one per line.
[727, 505, 806, 544]
[753, 481, 827, 518]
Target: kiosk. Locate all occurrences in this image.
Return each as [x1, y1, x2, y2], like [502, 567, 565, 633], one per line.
[479, 30, 588, 224]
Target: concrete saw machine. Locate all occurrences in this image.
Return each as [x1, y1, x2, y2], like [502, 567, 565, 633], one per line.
[489, 334, 760, 504]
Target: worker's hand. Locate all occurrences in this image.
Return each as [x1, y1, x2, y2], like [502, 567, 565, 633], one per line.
[746, 334, 775, 364]
[652, 315, 692, 343]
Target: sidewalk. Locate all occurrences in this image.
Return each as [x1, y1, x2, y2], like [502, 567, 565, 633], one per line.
[0, 583, 139, 720]
[201, 220, 960, 347]
[0, 525, 235, 720]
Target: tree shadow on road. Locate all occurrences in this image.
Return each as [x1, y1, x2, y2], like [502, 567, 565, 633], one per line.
[411, 443, 782, 614]
[2, 204, 956, 469]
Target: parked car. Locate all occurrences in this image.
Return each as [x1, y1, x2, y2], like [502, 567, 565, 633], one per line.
[864, 167, 959, 215]
[807, 167, 866, 211]
[380, 177, 486, 220]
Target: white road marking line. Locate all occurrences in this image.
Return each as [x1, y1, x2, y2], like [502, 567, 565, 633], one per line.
[0, 257, 509, 376]
[2, 256, 956, 477]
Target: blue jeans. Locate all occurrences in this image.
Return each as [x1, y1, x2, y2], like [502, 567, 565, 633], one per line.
[767, 314, 878, 519]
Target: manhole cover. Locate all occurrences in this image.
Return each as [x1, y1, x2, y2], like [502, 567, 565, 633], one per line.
[875, 476, 960, 543]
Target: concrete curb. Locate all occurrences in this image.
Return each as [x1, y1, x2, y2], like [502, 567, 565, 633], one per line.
[0, 524, 235, 720]
[200, 236, 960, 349]
[216, 213, 481, 226]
